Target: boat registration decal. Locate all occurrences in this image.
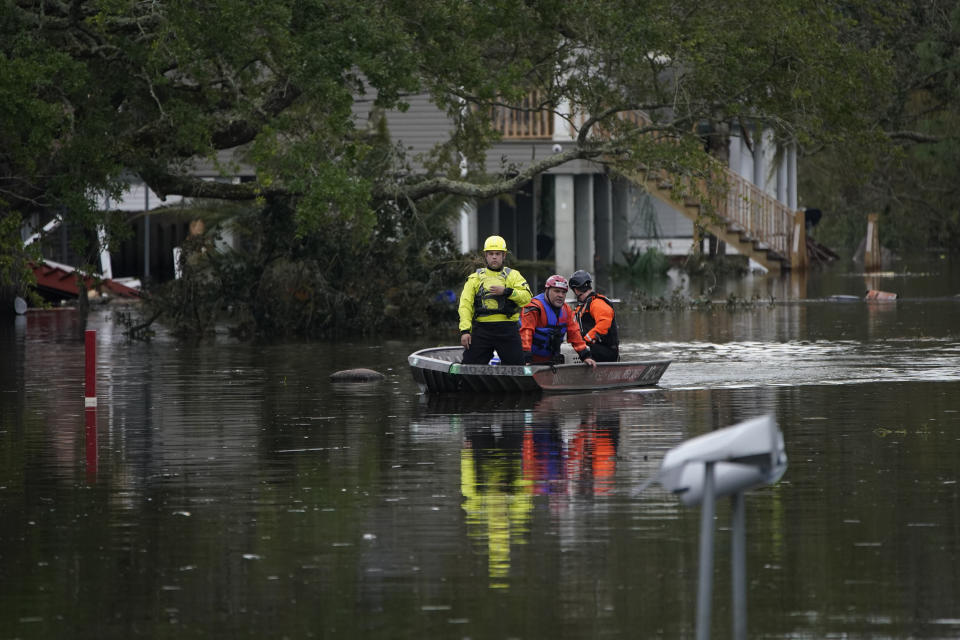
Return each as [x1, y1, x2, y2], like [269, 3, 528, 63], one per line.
[450, 364, 461, 374]
[603, 365, 645, 382]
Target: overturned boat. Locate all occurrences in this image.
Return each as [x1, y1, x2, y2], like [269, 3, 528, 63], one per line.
[408, 346, 670, 393]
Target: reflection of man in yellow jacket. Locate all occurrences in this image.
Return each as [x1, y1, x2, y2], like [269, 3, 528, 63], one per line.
[461, 426, 533, 588]
[458, 235, 532, 365]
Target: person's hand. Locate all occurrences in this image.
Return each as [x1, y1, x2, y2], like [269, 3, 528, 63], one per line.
[486, 283, 505, 296]
[584, 357, 597, 368]
[460, 333, 471, 349]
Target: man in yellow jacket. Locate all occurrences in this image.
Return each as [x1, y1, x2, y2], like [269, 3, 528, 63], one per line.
[458, 235, 532, 365]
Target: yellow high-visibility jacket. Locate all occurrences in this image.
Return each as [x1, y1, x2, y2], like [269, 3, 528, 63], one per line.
[458, 266, 532, 332]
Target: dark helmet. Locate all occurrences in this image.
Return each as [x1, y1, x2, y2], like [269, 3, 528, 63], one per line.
[569, 270, 592, 290]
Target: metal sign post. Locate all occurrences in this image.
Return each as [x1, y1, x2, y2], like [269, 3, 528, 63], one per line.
[696, 461, 717, 640]
[651, 415, 787, 640]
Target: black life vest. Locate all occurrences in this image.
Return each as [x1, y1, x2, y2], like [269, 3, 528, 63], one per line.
[473, 267, 519, 317]
[530, 293, 569, 357]
[576, 292, 619, 348]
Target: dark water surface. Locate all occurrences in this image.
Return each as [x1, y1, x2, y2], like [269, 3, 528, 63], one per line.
[2, 261, 960, 639]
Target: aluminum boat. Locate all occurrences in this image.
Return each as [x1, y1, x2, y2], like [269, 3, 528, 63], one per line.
[408, 346, 670, 393]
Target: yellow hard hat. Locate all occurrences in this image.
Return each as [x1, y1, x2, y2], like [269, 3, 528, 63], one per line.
[483, 235, 507, 252]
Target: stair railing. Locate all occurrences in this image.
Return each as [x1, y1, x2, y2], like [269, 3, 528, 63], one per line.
[718, 169, 793, 258]
[491, 95, 796, 261]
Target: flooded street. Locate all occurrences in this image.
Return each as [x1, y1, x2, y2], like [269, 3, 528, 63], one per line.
[2, 261, 960, 639]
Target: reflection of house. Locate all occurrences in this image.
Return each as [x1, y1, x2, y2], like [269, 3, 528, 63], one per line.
[375, 94, 802, 273]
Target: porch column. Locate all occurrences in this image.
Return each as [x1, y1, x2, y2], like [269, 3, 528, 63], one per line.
[554, 174, 576, 277]
[752, 125, 765, 191]
[864, 213, 881, 271]
[477, 199, 499, 245]
[98, 226, 113, 279]
[515, 184, 536, 260]
[574, 174, 595, 275]
[728, 130, 742, 177]
[460, 202, 478, 253]
[531, 175, 542, 259]
[611, 179, 630, 265]
[788, 145, 798, 211]
[594, 175, 613, 268]
[777, 157, 788, 205]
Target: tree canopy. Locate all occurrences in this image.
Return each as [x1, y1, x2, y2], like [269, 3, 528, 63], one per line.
[800, 0, 960, 254]
[3, 0, 890, 228]
[2, 0, 909, 331]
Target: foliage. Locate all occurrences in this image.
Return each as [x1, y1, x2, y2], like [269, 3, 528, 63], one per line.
[3, 0, 896, 328]
[631, 287, 775, 311]
[130, 195, 466, 339]
[0, 212, 42, 313]
[800, 1, 960, 254]
[610, 247, 671, 282]
[2, 0, 890, 217]
[682, 254, 751, 278]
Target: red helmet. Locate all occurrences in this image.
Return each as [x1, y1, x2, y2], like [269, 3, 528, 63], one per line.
[544, 275, 569, 291]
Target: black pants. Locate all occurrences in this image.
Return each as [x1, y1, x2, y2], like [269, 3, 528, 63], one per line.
[590, 342, 619, 362]
[462, 321, 524, 365]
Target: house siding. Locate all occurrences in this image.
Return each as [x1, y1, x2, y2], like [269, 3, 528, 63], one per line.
[368, 93, 603, 176]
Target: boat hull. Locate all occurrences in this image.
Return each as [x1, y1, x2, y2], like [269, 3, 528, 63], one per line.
[408, 346, 669, 393]
[531, 360, 670, 391]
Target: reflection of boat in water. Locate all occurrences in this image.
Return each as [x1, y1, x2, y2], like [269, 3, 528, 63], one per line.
[417, 392, 542, 415]
[416, 387, 666, 418]
[408, 346, 670, 393]
[459, 406, 624, 586]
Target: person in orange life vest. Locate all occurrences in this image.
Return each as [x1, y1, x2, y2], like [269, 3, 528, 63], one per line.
[519, 275, 597, 367]
[458, 235, 532, 365]
[569, 269, 620, 362]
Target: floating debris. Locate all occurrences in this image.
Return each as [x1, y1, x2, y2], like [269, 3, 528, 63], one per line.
[828, 295, 861, 302]
[329, 368, 385, 382]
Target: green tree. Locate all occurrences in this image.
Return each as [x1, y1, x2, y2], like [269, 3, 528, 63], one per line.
[800, 1, 960, 255]
[2, 0, 891, 329]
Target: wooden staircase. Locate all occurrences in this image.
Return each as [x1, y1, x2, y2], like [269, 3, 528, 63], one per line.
[622, 165, 800, 272]
[491, 97, 807, 271]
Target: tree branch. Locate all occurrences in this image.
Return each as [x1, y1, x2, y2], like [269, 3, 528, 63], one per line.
[139, 170, 263, 201]
[377, 143, 611, 203]
[210, 82, 302, 149]
[886, 130, 945, 144]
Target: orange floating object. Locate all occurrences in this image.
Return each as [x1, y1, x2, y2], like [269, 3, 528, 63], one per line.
[864, 290, 898, 300]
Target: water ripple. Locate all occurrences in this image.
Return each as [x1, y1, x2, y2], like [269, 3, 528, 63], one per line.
[631, 338, 960, 389]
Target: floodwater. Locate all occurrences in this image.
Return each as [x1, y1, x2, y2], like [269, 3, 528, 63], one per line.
[2, 259, 959, 639]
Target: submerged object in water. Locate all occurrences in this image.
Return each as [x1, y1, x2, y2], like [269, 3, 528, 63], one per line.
[329, 368, 385, 382]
